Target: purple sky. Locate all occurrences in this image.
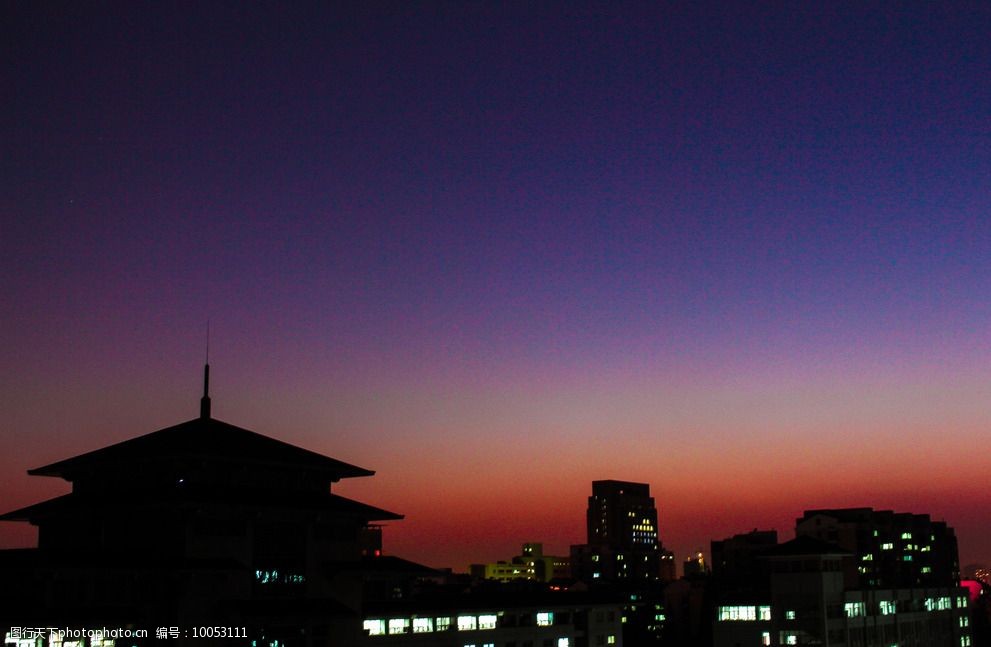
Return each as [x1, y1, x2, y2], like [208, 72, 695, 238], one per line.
[2, 2, 990, 569]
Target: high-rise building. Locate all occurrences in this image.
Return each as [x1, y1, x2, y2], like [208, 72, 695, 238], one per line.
[572, 480, 668, 583]
[587, 480, 659, 550]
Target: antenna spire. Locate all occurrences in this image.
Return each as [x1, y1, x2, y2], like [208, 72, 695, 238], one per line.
[200, 321, 211, 419]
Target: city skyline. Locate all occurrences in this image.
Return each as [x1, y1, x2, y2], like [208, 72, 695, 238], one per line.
[3, 3, 991, 573]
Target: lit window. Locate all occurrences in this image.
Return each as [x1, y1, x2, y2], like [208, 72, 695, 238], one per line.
[718, 606, 757, 621]
[388, 618, 410, 634]
[962, 636, 971, 647]
[363, 619, 386, 636]
[436, 617, 452, 631]
[458, 616, 477, 631]
[478, 614, 497, 630]
[922, 566, 932, 574]
[607, 636, 616, 645]
[845, 602, 866, 618]
[413, 618, 433, 633]
[861, 553, 873, 561]
[537, 612, 554, 626]
[881, 543, 894, 550]
[879, 600, 896, 615]
[759, 606, 771, 621]
[785, 610, 796, 620]
[558, 640, 570, 647]
[762, 632, 771, 646]
[901, 532, 912, 540]
[903, 555, 913, 562]
[960, 616, 970, 628]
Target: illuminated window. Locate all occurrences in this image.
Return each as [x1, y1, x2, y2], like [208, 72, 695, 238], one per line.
[879, 600, 896, 615]
[759, 606, 771, 621]
[762, 632, 771, 646]
[961, 616, 970, 628]
[558, 640, 570, 647]
[922, 566, 932, 573]
[537, 612, 554, 626]
[845, 602, 866, 618]
[607, 636, 616, 645]
[718, 606, 757, 621]
[458, 616, 477, 631]
[413, 618, 433, 633]
[881, 543, 894, 550]
[478, 614, 497, 630]
[958, 596, 968, 608]
[363, 620, 386, 636]
[903, 555, 913, 562]
[436, 617, 452, 631]
[785, 610, 796, 620]
[901, 532, 912, 540]
[388, 618, 410, 635]
[861, 553, 873, 561]
[962, 636, 971, 647]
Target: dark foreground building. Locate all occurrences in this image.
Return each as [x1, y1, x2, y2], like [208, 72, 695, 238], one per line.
[1, 369, 625, 647]
[1, 367, 408, 645]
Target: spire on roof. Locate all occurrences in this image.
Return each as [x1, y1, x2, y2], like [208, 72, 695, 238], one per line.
[200, 320, 211, 419]
[200, 363, 211, 419]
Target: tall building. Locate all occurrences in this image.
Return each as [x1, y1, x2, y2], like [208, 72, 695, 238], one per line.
[572, 480, 668, 583]
[587, 480, 659, 550]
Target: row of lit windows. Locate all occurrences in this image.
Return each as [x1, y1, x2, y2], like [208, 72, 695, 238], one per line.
[717, 605, 771, 621]
[364, 612, 556, 636]
[843, 595, 967, 617]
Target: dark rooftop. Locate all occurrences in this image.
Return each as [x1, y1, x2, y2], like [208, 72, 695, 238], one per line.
[28, 416, 374, 481]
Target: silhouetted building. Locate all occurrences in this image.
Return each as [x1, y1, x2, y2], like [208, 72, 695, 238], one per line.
[0, 366, 412, 646]
[711, 509, 972, 647]
[796, 507, 960, 588]
[712, 529, 778, 584]
[712, 536, 972, 647]
[571, 480, 669, 584]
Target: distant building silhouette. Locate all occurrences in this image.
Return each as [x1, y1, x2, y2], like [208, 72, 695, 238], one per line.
[470, 542, 570, 583]
[795, 507, 960, 588]
[571, 480, 672, 584]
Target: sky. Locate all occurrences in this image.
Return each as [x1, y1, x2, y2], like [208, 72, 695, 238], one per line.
[2, 2, 990, 571]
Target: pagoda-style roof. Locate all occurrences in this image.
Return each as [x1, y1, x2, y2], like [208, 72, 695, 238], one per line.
[0, 489, 403, 523]
[28, 416, 374, 481]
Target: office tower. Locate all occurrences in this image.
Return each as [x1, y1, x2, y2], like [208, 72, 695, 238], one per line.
[572, 480, 665, 583]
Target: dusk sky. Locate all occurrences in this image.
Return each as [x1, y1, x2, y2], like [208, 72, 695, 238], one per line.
[3, 2, 990, 570]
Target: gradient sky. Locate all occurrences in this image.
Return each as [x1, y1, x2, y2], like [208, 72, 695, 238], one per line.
[2, 2, 990, 571]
